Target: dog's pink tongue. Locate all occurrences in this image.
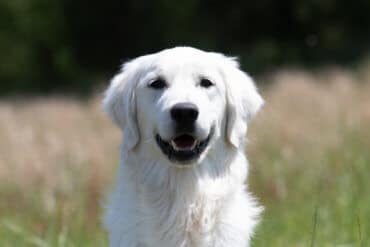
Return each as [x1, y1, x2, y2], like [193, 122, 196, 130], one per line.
[174, 135, 196, 149]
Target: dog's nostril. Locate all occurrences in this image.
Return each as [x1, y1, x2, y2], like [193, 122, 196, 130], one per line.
[171, 103, 199, 123]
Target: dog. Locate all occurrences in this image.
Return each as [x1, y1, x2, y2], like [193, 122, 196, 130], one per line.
[103, 47, 263, 247]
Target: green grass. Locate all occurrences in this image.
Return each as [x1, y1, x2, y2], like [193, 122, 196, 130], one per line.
[0, 185, 107, 246]
[251, 131, 370, 247]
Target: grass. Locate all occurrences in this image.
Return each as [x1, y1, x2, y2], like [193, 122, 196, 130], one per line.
[1, 67, 370, 246]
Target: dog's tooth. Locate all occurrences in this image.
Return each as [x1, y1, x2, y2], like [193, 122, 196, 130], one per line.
[170, 140, 179, 151]
[191, 141, 197, 149]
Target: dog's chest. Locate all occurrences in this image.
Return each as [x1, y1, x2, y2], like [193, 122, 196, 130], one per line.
[185, 198, 221, 236]
[141, 189, 226, 247]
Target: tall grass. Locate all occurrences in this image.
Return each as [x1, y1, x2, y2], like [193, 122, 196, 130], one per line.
[1, 67, 369, 246]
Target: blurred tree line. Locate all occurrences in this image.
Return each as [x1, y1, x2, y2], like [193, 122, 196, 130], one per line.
[1, 0, 369, 95]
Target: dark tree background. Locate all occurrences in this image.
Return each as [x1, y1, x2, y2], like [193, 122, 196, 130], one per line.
[1, 0, 369, 95]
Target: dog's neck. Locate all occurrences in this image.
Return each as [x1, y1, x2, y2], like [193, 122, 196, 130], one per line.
[121, 146, 243, 245]
[107, 141, 252, 246]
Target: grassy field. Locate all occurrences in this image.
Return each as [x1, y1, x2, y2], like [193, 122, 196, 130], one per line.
[1, 68, 369, 246]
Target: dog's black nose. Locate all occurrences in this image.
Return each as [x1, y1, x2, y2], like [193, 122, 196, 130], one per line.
[171, 103, 199, 124]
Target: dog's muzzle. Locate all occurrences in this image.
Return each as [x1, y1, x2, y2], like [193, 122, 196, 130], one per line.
[155, 128, 214, 164]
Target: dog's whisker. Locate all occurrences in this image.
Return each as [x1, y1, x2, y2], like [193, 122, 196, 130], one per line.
[141, 137, 155, 144]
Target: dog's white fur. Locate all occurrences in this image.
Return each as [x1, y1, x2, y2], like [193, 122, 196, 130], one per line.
[103, 47, 263, 247]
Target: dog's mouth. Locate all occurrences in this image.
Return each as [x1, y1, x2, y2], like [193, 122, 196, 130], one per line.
[155, 129, 213, 164]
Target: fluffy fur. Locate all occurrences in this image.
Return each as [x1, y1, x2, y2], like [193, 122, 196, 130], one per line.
[103, 47, 263, 247]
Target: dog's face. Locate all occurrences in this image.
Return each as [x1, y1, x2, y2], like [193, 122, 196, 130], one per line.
[135, 56, 226, 164]
[104, 47, 263, 166]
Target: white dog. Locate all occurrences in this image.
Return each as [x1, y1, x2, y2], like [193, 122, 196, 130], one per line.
[103, 47, 263, 247]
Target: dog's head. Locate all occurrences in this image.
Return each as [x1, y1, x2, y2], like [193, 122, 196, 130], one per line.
[103, 47, 263, 166]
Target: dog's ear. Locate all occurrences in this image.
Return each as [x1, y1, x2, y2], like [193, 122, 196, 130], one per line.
[221, 58, 264, 148]
[103, 61, 140, 151]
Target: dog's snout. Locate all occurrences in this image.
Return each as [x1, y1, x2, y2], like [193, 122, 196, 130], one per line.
[171, 103, 199, 124]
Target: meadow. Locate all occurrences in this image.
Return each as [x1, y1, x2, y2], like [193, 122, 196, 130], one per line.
[0, 67, 369, 246]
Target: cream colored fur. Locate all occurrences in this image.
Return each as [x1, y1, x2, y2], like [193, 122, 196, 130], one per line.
[103, 47, 263, 247]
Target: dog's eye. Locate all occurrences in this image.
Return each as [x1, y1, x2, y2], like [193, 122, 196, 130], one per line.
[149, 78, 167, 89]
[200, 78, 214, 88]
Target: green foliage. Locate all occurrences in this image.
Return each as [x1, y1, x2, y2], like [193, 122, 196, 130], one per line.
[0, 0, 83, 94]
[1, 0, 370, 94]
